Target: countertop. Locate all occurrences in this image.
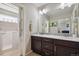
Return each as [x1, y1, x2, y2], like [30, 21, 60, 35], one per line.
[31, 34, 79, 42]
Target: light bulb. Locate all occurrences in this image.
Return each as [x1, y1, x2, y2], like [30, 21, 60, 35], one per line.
[42, 9, 47, 14]
[39, 10, 43, 15]
[57, 3, 73, 10]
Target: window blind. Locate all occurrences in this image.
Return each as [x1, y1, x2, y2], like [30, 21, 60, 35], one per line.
[0, 3, 19, 23]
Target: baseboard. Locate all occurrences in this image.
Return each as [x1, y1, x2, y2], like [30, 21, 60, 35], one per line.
[25, 50, 32, 55]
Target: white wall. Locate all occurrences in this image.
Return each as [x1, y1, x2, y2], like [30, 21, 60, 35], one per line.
[31, 5, 39, 34]
[18, 3, 39, 55]
[40, 15, 49, 33]
[24, 4, 39, 54]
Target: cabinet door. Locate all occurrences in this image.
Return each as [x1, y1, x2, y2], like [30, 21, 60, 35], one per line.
[31, 37, 42, 54]
[55, 45, 72, 56]
[55, 45, 79, 56]
[42, 38, 54, 56]
[42, 39, 54, 50]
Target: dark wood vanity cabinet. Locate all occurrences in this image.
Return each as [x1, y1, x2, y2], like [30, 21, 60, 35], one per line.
[31, 36, 79, 56]
[31, 36, 54, 56]
[42, 38, 54, 56]
[55, 45, 75, 56]
[31, 36, 42, 55]
[55, 40, 79, 56]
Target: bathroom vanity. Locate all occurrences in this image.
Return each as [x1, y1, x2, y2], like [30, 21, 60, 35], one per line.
[30, 3, 79, 56]
[31, 34, 79, 56]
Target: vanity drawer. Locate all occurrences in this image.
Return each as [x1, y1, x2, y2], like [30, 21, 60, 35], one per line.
[42, 42, 54, 50]
[42, 38, 53, 43]
[55, 39, 79, 48]
[31, 36, 38, 40]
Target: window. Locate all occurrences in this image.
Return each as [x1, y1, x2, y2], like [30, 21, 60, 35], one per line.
[0, 3, 19, 23]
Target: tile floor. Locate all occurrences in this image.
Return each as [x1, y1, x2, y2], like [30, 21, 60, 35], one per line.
[27, 52, 40, 56]
[0, 49, 20, 56]
[0, 49, 40, 56]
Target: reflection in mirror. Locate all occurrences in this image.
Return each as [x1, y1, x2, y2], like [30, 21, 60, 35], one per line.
[33, 3, 79, 37]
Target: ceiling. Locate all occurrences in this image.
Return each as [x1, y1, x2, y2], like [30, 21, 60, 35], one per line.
[34, 3, 46, 7]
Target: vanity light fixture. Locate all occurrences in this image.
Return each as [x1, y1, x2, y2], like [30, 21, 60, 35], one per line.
[57, 3, 73, 9]
[42, 8, 48, 14]
[39, 8, 48, 15]
[39, 10, 43, 15]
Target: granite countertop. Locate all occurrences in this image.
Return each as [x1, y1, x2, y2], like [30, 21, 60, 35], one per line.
[31, 34, 79, 42]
